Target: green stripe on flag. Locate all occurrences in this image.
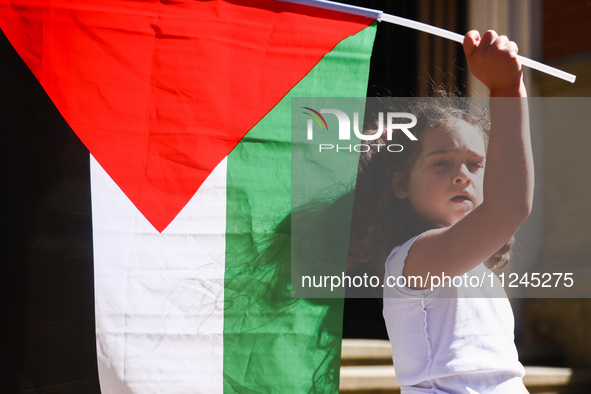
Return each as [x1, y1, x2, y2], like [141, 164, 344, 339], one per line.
[224, 24, 376, 392]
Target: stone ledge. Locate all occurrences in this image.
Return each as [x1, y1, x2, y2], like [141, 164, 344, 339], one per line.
[339, 365, 591, 392]
[339, 365, 398, 392]
[341, 339, 591, 391]
[523, 366, 591, 387]
[341, 339, 393, 365]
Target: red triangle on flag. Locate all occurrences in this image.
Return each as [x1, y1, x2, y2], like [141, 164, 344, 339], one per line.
[0, 0, 372, 231]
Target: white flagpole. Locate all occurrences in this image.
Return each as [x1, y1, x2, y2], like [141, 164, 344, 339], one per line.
[380, 13, 576, 83]
[278, 0, 576, 83]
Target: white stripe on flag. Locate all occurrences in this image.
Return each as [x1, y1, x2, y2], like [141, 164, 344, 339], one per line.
[90, 155, 227, 393]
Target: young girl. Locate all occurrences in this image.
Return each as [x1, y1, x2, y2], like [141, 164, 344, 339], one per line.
[353, 30, 532, 393]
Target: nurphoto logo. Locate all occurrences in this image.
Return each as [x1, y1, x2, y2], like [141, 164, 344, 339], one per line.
[303, 107, 417, 153]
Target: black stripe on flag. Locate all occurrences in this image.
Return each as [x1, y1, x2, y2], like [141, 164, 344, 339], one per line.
[0, 29, 100, 394]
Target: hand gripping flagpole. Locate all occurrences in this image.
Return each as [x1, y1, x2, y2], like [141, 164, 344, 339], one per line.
[278, 0, 577, 83]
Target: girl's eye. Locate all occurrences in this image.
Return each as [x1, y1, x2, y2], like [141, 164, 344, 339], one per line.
[469, 162, 484, 169]
[434, 161, 448, 167]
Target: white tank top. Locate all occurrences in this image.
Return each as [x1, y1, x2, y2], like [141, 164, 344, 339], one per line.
[383, 234, 526, 393]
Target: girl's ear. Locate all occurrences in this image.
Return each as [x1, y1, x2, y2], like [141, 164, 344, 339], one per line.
[392, 172, 408, 199]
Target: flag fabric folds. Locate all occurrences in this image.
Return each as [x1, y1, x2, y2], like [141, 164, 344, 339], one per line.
[1, 0, 376, 392]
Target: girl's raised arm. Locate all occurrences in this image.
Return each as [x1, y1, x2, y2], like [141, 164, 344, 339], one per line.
[402, 30, 533, 281]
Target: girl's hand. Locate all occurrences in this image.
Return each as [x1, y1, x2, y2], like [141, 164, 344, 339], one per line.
[463, 30, 523, 96]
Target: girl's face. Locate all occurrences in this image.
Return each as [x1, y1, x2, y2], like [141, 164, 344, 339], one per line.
[393, 120, 486, 226]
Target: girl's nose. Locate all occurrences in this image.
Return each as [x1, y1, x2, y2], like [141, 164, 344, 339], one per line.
[454, 165, 471, 184]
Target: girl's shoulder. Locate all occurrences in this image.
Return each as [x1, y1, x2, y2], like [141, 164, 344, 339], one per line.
[385, 233, 424, 278]
[384, 233, 432, 296]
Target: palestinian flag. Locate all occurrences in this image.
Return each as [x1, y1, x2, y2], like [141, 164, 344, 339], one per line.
[0, 0, 376, 392]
